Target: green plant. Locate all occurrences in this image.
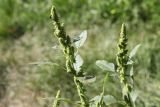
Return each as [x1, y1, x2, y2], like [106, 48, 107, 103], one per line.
[50, 5, 117, 107]
[50, 6, 89, 107]
[117, 23, 136, 107]
[96, 24, 141, 107]
[51, 4, 142, 106]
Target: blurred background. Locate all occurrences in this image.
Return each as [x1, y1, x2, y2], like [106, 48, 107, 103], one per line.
[0, 0, 159, 107]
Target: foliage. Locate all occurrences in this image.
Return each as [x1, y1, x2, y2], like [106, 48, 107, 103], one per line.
[96, 24, 140, 107]
[51, 6, 89, 107]
[0, 0, 159, 38]
[51, 4, 142, 106]
[0, 0, 51, 38]
[0, 1, 159, 107]
[100, 0, 160, 26]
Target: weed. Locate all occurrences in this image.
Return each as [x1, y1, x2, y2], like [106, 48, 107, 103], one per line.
[50, 4, 141, 106]
[51, 6, 89, 107]
[96, 24, 141, 107]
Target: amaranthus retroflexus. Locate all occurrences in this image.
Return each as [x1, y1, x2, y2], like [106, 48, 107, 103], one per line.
[116, 23, 135, 107]
[50, 6, 89, 107]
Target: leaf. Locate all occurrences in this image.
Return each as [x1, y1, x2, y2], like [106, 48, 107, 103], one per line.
[90, 95, 116, 106]
[90, 95, 101, 106]
[96, 60, 115, 72]
[122, 84, 128, 97]
[77, 76, 96, 84]
[90, 95, 101, 102]
[74, 30, 87, 48]
[130, 66, 133, 76]
[130, 90, 138, 103]
[129, 44, 141, 59]
[73, 54, 83, 73]
[90, 96, 101, 107]
[103, 95, 117, 105]
[127, 60, 134, 65]
[126, 77, 134, 86]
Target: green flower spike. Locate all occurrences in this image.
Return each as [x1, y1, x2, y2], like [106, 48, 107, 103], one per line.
[117, 23, 135, 107]
[51, 6, 89, 107]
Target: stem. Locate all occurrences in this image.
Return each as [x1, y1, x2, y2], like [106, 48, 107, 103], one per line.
[53, 90, 61, 107]
[51, 6, 89, 107]
[74, 77, 89, 107]
[96, 74, 108, 107]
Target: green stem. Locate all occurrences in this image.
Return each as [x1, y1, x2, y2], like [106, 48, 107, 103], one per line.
[53, 90, 61, 107]
[74, 77, 89, 107]
[96, 74, 108, 107]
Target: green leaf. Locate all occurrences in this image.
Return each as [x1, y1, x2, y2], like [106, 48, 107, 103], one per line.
[130, 90, 138, 103]
[90, 95, 101, 103]
[130, 66, 133, 76]
[90, 95, 100, 107]
[122, 84, 128, 97]
[127, 60, 134, 65]
[73, 54, 83, 73]
[129, 44, 141, 59]
[77, 76, 96, 84]
[96, 60, 115, 72]
[74, 30, 87, 48]
[103, 95, 117, 105]
[126, 77, 133, 86]
[90, 95, 116, 106]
